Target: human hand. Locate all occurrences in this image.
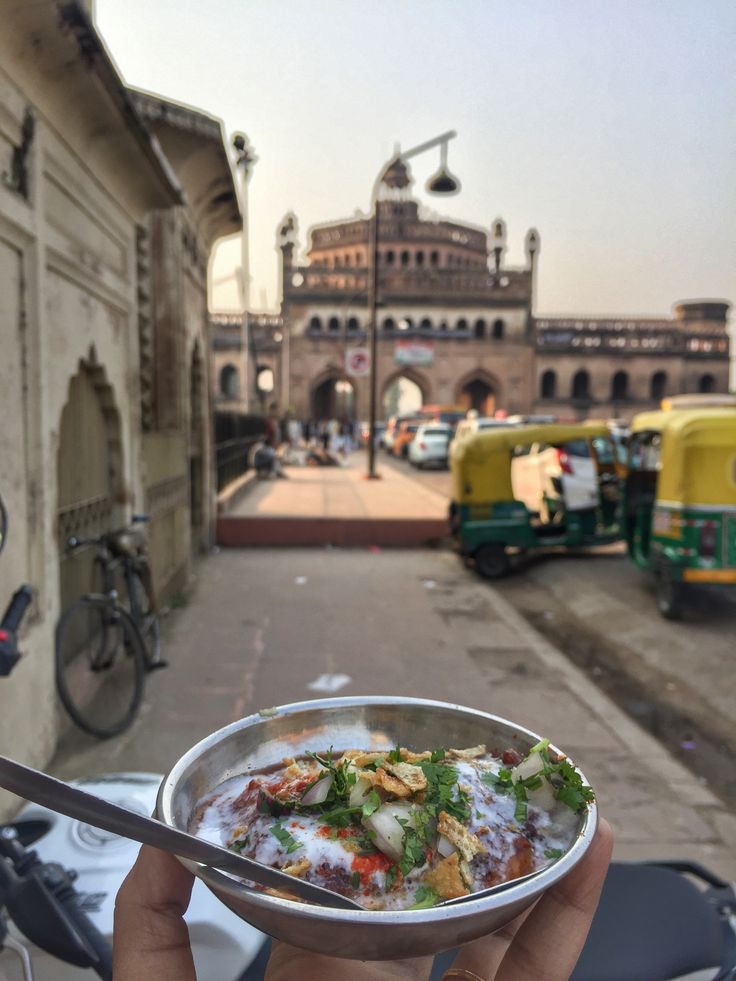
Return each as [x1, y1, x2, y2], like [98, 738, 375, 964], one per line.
[114, 819, 613, 981]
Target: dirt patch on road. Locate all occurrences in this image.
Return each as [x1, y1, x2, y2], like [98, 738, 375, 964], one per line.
[495, 572, 736, 810]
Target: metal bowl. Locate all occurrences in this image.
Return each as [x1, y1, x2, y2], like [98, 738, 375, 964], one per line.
[156, 696, 597, 960]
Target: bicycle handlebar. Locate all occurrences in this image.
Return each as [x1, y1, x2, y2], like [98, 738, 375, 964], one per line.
[67, 516, 151, 552]
[0, 827, 113, 980]
[0, 586, 33, 678]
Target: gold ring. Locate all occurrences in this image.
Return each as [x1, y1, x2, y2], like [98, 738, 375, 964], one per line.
[442, 970, 487, 981]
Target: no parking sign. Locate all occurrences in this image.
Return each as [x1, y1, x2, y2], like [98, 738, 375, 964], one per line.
[345, 347, 371, 377]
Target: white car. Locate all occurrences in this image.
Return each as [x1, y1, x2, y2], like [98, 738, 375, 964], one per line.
[408, 423, 453, 468]
[511, 438, 601, 516]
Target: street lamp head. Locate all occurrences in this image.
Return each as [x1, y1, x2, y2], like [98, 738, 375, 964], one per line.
[426, 166, 461, 196]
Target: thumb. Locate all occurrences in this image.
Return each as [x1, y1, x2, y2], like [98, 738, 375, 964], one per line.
[113, 845, 196, 981]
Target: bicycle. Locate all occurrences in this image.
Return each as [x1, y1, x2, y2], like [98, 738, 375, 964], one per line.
[55, 516, 166, 740]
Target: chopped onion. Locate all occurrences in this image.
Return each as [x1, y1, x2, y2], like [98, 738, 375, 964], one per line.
[348, 776, 374, 809]
[437, 833, 455, 858]
[527, 780, 557, 814]
[362, 802, 415, 863]
[511, 751, 546, 785]
[301, 773, 333, 805]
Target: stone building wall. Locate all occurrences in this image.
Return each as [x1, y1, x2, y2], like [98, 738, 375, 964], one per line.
[0, 3, 239, 819]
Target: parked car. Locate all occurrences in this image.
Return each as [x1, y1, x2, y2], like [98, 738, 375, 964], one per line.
[408, 423, 453, 469]
[392, 419, 422, 458]
[511, 438, 597, 516]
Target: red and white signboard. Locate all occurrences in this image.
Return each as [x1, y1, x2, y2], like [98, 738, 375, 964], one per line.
[345, 347, 371, 377]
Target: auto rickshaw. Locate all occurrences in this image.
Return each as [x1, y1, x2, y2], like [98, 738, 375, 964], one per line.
[623, 408, 736, 618]
[450, 424, 620, 578]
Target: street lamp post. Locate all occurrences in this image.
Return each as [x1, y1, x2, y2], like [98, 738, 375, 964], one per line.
[232, 132, 257, 411]
[365, 131, 461, 478]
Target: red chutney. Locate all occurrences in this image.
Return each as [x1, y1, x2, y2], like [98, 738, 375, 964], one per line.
[351, 850, 392, 886]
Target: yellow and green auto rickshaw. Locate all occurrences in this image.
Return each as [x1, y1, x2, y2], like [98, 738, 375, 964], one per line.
[449, 424, 620, 578]
[623, 408, 736, 618]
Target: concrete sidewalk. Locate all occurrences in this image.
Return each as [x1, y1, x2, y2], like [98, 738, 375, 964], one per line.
[218, 454, 449, 546]
[53, 548, 736, 879]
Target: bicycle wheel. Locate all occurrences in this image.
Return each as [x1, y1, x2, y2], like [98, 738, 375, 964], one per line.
[55, 596, 146, 738]
[126, 568, 161, 666]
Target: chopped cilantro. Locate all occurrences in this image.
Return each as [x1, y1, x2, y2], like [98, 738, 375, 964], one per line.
[385, 864, 400, 890]
[483, 745, 594, 816]
[408, 885, 441, 909]
[387, 744, 403, 764]
[513, 783, 528, 823]
[270, 822, 302, 854]
[361, 790, 381, 819]
[419, 760, 470, 824]
[399, 828, 427, 876]
[544, 848, 563, 860]
[350, 871, 361, 889]
[430, 748, 446, 763]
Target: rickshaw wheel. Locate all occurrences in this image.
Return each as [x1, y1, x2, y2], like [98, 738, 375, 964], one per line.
[474, 543, 510, 579]
[656, 564, 684, 620]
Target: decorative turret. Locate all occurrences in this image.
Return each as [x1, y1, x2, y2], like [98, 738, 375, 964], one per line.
[276, 212, 298, 270]
[491, 217, 507, 273]
[525, 228, 540, 271]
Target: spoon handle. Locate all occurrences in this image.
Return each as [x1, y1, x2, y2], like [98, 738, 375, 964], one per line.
[0, 756, 362, 910]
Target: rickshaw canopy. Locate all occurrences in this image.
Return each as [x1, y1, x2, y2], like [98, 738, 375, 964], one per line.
[630, 409, 736, 507]
[450, 423, 611, 504]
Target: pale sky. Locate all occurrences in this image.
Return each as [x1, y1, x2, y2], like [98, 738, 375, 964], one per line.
[96, 0, 735, 319]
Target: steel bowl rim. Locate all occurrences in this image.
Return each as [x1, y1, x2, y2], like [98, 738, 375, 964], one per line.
[157, 695, 598, 924]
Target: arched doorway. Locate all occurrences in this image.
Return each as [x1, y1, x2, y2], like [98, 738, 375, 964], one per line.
[312, 375, 355, 420]
[698, 373, 716, 393]
[456, 373, 497, 416]
[382, 374, 424, 418]
[57, 354, 123, 612]
[219, 363, 239, 399]
[189, 342, 205, 551]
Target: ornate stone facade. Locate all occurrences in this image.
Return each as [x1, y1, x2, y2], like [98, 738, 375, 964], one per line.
[231, 168, 729, 422]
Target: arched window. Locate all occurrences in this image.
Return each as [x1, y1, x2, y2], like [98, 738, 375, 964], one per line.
[456, 318, 468, 331]
[347, 316, 359, 331]
[309, 316, 322, 332]
[650, 370, 667, 401]
[572, 370, 591, 400]
[699, 373, 716, 393]
[344, 253, 352, 267]
[420, 317, 433, 331]
[401, 250, 410, 267]
[474, 319, 486, 339]
[611, 370, 629, 400]
[430, 251, 439, 266]
[416, 251, 425, 266]
[540, 370, 557, 399]
[385, 250, 395, 265]
[492, 319, 505, 340]
[440, 320, 449, 331]
[354, 252, 362, 266]
[328, 316, 340, 332]
[219, 364, 239, 398]
[383, 317, 396, 332]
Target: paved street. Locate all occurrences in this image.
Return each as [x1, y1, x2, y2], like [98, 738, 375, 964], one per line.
[52, 548, 736, 878]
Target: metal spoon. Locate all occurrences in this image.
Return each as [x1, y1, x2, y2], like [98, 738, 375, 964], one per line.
[0, 755, 363, 911]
